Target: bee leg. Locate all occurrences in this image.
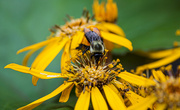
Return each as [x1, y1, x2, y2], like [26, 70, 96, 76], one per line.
[91, 53, 103, 63]
[90, 53, 95, 59]
[76, 44, 84, 50]
[122, 88, 130, 98]
[83, 46, 90, 54]
[76, 44, 90, 54]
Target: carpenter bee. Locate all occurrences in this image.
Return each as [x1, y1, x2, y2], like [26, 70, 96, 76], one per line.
[76, 27, 105, 63]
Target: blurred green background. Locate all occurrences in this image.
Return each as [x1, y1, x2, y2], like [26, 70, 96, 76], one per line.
[1, 0, 180, 109]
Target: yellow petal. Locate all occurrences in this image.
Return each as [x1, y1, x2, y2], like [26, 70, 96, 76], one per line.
[22, 48, 40, 66]
[74, 90, 90, 110]
[61, 40, 71, 71]
[32, 76, 39, 86]
[4, 63, 70, 79]
[30, 40, 58, 74]
[155, 103, 166, 110]
[100, 31, 133, 51]
[103, 85, 126, 110]
[156, 71, 166, 82]
[108, 84, 124, 101]
[31, 41, 59, 85]
[96, 25, 109, 32]
[135, 47, 180, 59]
[17, 37, 59, 54]
[26, 102, 43, 110]
[125, 90, 145, 105]
[176, 29, 180, 36]
[136, 51, 180, 73]
[127, 94, 157, 110]
[75, 85, 83, 97]
[118, 71, 156, 86]
[22, 40, 61, 85]
[104, 39, 114, 51]
[113, 80, 125, 89]
[70, 31, 84, 57]
[152, 70, 166, 83]
[59, 84, 74, 102]
[81, 36, 90, 46]
[31, 37, 69, 70]
[71, 31, 84, 49]
[17, 82, 73, 110]
[152, 69, 160, 82]
[93, 0, 106, 22]
[91, 87, 108, 110]
[93, 0, 99, 14]
[106, 0, 118, 22]
[101, 23, 125, 36]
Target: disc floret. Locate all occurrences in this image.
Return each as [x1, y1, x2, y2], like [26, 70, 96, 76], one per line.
[155, 77, 180, 108]
[64, 50, 123, 91]
[154, 65, 180, 109]
[52, 10, 97, 37]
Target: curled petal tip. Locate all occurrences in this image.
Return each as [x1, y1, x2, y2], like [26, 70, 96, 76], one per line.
[4, 63, 14, 69]
[4, 65, 8, 69]
[17, 49, 23, 54]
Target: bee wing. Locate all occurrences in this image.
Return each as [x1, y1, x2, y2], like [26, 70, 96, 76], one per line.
[84, 28, 91, 43]
[93, 27, 103, 42]
[93, 27, 100, 36]
[84, 27, 103, 43]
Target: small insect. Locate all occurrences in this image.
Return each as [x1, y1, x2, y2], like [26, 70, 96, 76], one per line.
[76, 27, 105, 63]
[120, 88, 130, 98]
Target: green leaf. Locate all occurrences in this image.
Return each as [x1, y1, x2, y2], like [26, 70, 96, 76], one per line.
[116, 0, 180, 52]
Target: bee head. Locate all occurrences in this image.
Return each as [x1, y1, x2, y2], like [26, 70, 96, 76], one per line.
[90, 41, 104, 53]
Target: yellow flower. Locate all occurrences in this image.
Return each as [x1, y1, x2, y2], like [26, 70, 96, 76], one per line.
[176, 29, 180, 36]
[17, 11, 132, 86]
[5, 51, 154, 110]
[93, 0, 126, 50]
[136, 48, 180, 73]
[128, 65, 180, 110]
[136, 30, 180, 74]
[93, 0, 118, 23]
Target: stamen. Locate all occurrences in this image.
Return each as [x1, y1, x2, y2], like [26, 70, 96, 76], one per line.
[49, 28, 56, 33]
[86, 16, 90, 23]
[66, 14, 72, 20]
[165, 65, 173, 76]
[63, 18, 68, 23]
[82, 8, 87, 17]
[65, 50, 123, 91]
[91, 14, 95, 20]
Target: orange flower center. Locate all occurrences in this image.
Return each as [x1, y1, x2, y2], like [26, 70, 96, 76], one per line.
[64, 50, 123, 90]
[155, 77, 180, 108]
